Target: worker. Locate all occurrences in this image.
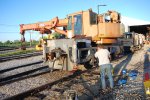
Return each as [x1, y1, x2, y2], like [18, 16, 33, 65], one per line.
[95, 45, 114, 90]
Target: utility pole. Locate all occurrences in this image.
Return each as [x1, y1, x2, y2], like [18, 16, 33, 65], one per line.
[42, 34, 43, 39]
[97, 5, 107, 15]
[29, 31, 32, 47]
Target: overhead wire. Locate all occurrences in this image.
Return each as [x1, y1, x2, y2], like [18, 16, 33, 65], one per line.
[0, 24, 19, 27]
[0, 32, 19, 33]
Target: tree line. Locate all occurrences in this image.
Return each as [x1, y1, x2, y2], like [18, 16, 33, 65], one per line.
[0, 40, 39, 47]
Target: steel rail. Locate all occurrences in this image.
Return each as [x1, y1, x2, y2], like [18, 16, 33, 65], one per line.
[0, 61, 43, 74]
[0, 51, 42, 62]
[4, 67, 98, 100]
[0, 66, 49, 86]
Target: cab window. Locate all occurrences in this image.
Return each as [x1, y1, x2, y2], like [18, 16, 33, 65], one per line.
[90, 12, 97, 25]
[74, 14, 82, 35]
[67, 16, 72, 30]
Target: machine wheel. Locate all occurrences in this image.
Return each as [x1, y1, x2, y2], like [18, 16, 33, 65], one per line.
[48, 57, 68, 72]
[83, 61, 93, 69]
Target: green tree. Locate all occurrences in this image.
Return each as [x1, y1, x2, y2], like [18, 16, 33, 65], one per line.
[5, 40, 11, 44]
[51, 32, 65, 39]
[0, 41, 3, 44]
[40, 36, 47, 40]
[14, 40, 20, 44]
[32, 40, 38, 44]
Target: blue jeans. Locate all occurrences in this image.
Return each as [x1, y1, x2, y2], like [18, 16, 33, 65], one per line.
[100, 64, 114, 89]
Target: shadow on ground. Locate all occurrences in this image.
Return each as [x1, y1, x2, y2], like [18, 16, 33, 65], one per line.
[114, 54, 133, 75]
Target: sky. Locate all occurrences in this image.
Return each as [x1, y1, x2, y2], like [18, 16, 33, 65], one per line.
[0, 0, 150, 42]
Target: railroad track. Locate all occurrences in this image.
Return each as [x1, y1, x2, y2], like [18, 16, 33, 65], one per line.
[2, 53, 134, 100]
[0, 49, 19, 54]
[0, 61, 43, 74]
[0, 46, 19, 51]
[0, 46, 35, 51]
[0, 61, 50, 86]
[0, 51, 42, 62]
[0, 52, 145, 100]
[4, 67, 98, 100]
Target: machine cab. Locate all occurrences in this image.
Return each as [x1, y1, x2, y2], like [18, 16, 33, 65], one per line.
[66, 9, 97, 38]
[66, 9, 121, 44]
[67, 13, 83, 38]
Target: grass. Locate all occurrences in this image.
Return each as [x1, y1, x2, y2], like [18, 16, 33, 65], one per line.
[0, 49, 36, 57]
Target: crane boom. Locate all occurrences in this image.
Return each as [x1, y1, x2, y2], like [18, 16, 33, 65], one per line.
[20, 17, 68, 41]
[19, 17, 68, 50]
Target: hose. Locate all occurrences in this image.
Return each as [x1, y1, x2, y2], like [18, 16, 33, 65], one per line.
[68, 47, 75, 63]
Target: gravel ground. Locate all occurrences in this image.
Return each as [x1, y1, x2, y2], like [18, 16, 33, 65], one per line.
[0, 71, 70, 99]
[0, 45, 149, 100]
[0, 55, 44, 79]
[25, 45, 150, 100]
[0, 62, 45, 79]
[0, 55, 46, 99]
[0, 55, 43, 70]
